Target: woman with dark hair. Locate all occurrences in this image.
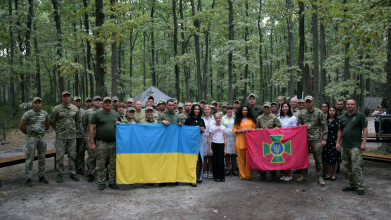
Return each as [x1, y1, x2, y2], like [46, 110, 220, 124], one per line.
[115, 103, 125, 121]
[279, 102, 297, 181]
[232, 105, 256, 181]
[184, 104, 205, 187]
[322, 106, 341, 181]
[321, 102, 330, 117]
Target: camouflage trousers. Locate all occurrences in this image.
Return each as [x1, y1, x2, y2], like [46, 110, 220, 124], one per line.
[25, 135, 47, 180]
[75, 138, 85, 171]
[301, 139, 323, 178]
[55, 138, 77, 175]
[96, 140, 116, 184]
[342, 147, 365, 190]
[86, 137, 96, 175]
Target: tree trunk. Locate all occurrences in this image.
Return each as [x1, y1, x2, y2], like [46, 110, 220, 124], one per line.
[9, 0, 16, 118]
[320, 21, 326, 103]
[243, 1, 249, 102]
[33, 21, 41, 97]
[228, 0, 234, 103]
[24, 0, 34, 102]
[298, 1, 305, 98]
[287, 0, 294, 97]
[312, 3, 319, 105]
[143, 32, 146, 90]
[151, 0, 156, 86]
[52, 0, 65, 93]
[258, 0, 263, 104]
[172, 0, 180, 100]
[269, 26, 273, 102]
[203, 31, 209, 100]
[180, 0, 190, 101]
[343, 0, 350, 99]
[95, 0, 107, 96]
[190, 0, 202, 101]
[110, 0, 117, 96]
[387, 0, 391, 113]
[83, 0, 93, 97]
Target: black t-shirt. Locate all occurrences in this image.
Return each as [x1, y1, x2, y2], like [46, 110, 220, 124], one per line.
[184, 117, 205, 133]
[90, 110, 121, 142]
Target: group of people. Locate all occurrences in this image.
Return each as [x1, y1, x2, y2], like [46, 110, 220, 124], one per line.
[18, 91, 368, 195]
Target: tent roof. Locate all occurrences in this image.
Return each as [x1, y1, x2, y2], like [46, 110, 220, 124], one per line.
[364, 96, 383, 110]
[132, 86, 172, 106]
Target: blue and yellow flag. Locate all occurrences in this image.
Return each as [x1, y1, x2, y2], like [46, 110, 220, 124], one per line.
[116, 124, 200, 184]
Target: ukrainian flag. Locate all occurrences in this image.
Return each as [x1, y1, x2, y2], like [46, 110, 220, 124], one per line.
[116, 124, 200, 184]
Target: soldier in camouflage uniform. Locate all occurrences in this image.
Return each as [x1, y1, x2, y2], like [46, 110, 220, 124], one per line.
[73, 96, 87, 175]
[177, 103, 184, 114]
[336, 99, 347, 120]
[248, 93, 264, 119]
[336, 99, 368, 195]
[290, 98, 299, 117]
[19, 97, 50, 187]
[122, 107, 137, 124]
[89, 97, 121, 190]
[179, 101, 192, 124]
[297, 96, 328, 186]
[298, 99, 305, 110]
[256, 101, 282, 180]
[84, 97, 92, 110]
[140, 107, 159, 124]
[83, 96, 102, 182]
[221, 102, 227, 116]
[50, 91, 83, 183]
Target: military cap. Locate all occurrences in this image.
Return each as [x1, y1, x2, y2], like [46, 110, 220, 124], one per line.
[178, 103, 184, 108]
[234, 100, 240, 104]
[61, 91, 70, 96]
[85, 97, 92, 101]
[159, 99, 166, 105]
[199, 100, 206, 104]
[247, 93, 258, 99]
[305, 95, 313, 101]
[32, 97, 42, 102]
[112, 96, 119, 101]
[271, 102, 278, 105]
[172, 98, 178, 104]
[126, 98, 134, 103]
[148, 96, 154, 101]
[222, 102, 227, 107]
[126, 107, 135, 112]
[92, 96, 102, 101]
[73, 96, 82, 101]
[210, 105, 215, 109]
[211, 100, 217, 105]
[145, 106, 154, 111]
[263, 101, 271, 108]
[226, 104, 234, 109]
[298, 99, 305, 103]
[103, 97, 112, 102]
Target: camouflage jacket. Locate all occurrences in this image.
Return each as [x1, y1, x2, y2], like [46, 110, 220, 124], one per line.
[179, 113, 189, 124]
[76, 108, 86, 138]
[256, 113, 282, 129]
[122, 117, 136, 124]
[297, 107, 328, 141]
[50, 103, 82, 139]
[140, 117, 158, 124]
[83, 107, 101, 137]
[21, 109, 49, 137]
[292, 108, 300, 118]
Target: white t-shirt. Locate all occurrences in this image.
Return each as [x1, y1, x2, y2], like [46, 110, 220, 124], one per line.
[209, 124, 227, 144]
[279, 115, 297, 128]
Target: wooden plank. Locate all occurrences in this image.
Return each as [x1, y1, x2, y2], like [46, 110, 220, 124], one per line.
[367, 133, 391, 139]
[362, 152, 391, 159]
[0, 150, 56, 168]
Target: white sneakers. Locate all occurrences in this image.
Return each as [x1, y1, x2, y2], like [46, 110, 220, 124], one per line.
[280, 176, 286, 180]
[280, 176, 293, 181]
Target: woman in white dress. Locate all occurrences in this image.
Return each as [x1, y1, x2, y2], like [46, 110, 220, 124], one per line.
[202, 105, 215, 179]
[222, 105, 237, 176]
[279, 102, 297, 181]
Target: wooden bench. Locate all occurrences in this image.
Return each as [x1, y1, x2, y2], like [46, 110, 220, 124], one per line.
[362, 152, 391, 164]
[0, 150, 56, 187]
[365, 133, 391, 142]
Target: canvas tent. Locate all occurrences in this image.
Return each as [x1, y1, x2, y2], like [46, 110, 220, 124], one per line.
[132, 86, 172, 106]
[364, 97, 384, 111]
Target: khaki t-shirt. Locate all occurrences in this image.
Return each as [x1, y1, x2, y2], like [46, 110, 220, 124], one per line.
[134, 111, 146, 123]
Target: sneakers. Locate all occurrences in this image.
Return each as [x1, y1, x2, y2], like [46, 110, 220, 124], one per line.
[357, 190, 365, 195]
[342, 187, 356, 192]
[76, 169, 85, 175]
[56, 174, 62, 183]
[280, 176, 286, 180]
[109, 183, 118, 189]
[70, 174, 80, 181]
[284, 176, 293, 181]
[208, 173, 213, 179]
[99, 184, 105, 190]
[39, 176, 49, 184]
[88, 174, 95, 182]
[26, 179, 32, 187]
[296, 175, 306, 182]
[318, 177, 325, 186]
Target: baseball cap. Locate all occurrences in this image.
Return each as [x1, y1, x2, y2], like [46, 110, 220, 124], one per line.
[126, 98, 133, 103]
[199, 100, 206, 104]
[210, 105, 215, 109]
[271, 102, 277, 105]
[73, 96, 81, 101]
[145, 106, 154, 111]
[112, 96, 119, 101]
[103, 97, 112, 102]
[172, 98, 178, 104]
[305, 96, 313, 101]
[263, 101, 271, 108]
[247, 93, 257, 99]
[61, 91, 70, 96]
[126, 107, 135, 112]
[92, 96, 102, 101]
[211, 101, 217, 105]
[222, 102, 227, 107]
[178, 103, 184, 108]
[298, 99, 305, 103]
[234, 100, 240, 104]
[32, 97, 42, 102]
[85, 97, 92, 101]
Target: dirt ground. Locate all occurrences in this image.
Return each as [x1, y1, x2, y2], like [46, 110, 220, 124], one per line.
[1, 117, 391, 219]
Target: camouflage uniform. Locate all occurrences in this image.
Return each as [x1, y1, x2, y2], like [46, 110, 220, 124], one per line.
[83, 106, 100, 175]
[122, 117, 137, 124]
[50, 103, 83, 176]
[297, 106, 328, 178]
[341, 148, 364, 190]
[76, 108, 86, 171]
[256, 114, 282, 129]
[140, 117, 158, 124]
[96, 140, 116, 184]
[179, 113, 189, 124]
[21, 109, 49, 180]
[292, 108, 300, 118]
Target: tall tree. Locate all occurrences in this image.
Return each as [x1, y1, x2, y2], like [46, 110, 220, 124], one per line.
[25, 0, 34, 102]
[111, 0, 118, 96]
[319, 19, 326, 104]
[9, 0, 16, 118]
[95, 0, 107, 96]
[151, 0, 156, 86]
[83, 0, 94, 97]
[387, 0, 391, 114]
[287, 0, 294, 97]
[190, 0, 202, 101]
[257, 0, 264, 104]
[180, 0, 190, 101]
[298, 1, 305, 98]
[242, 0, 249, 103]
[52, 0, 65, 93]
[227, 0, 234, 103]
[172, 0, 180, 100]
[312, 2, 319, 104]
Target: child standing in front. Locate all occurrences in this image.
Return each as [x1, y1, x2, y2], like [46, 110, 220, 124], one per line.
[209, 113, 227, 182]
